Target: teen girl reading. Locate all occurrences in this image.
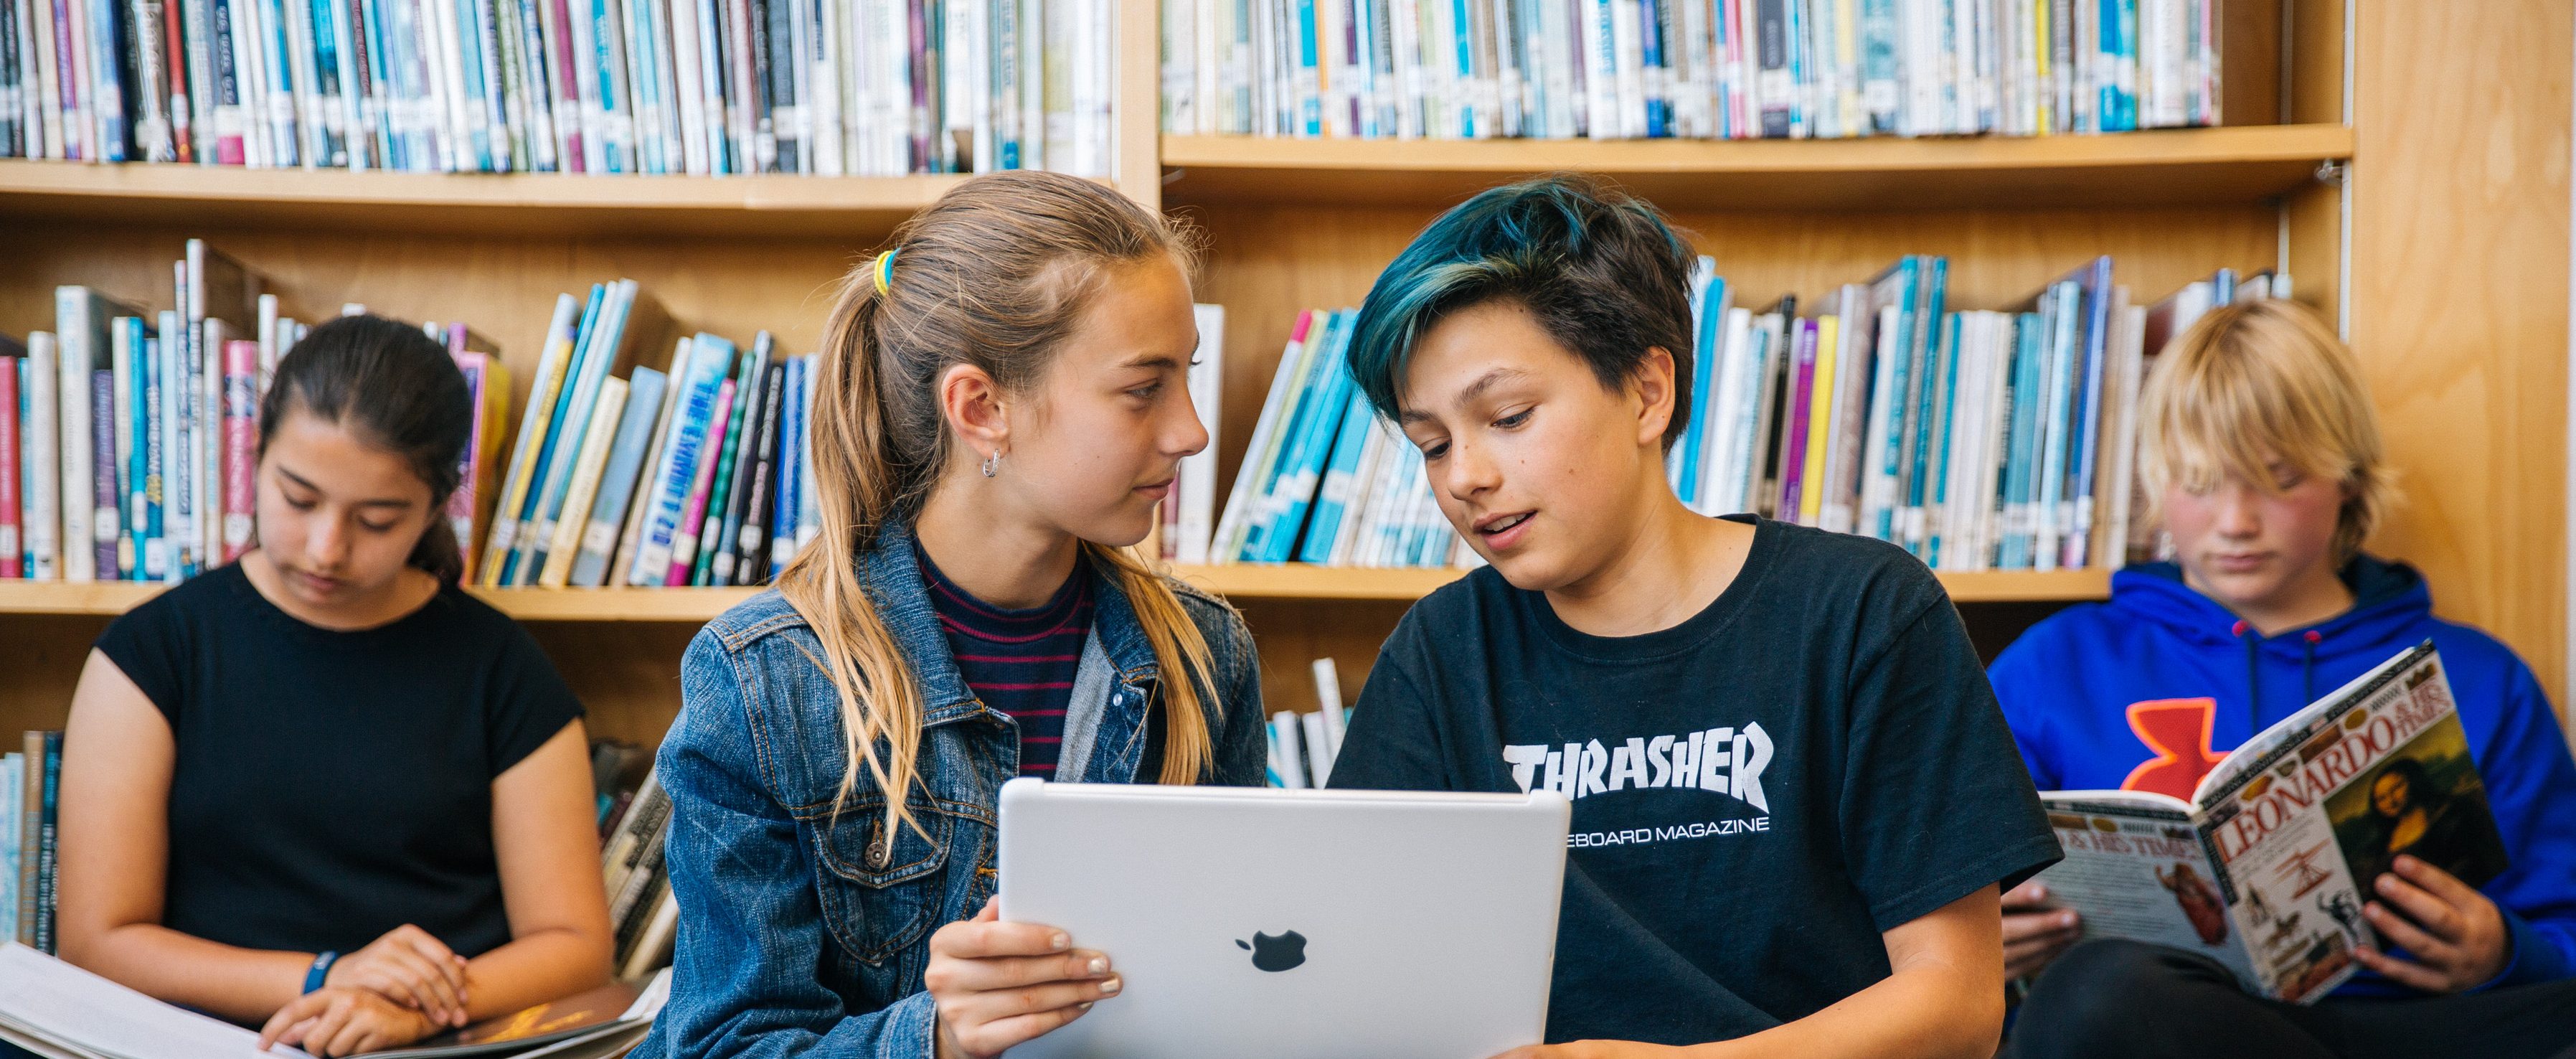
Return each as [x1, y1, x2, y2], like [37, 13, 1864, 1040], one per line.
[54, 315, 615, 1058]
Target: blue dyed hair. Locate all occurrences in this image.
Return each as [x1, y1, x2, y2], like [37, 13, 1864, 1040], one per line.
[1344, 174, 1697, 449]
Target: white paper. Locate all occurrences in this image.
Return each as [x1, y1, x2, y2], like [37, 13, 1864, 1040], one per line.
[0, 943, 311, 1059]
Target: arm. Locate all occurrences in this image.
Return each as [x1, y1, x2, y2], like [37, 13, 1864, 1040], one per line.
[649, 630, 940, 1059]
[1498, 887, 2007, 1059]
[462, 720, 618, 1012]
[55, 649, 319, 1022]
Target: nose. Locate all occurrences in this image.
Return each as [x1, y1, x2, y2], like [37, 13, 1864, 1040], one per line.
[1169, 389, 1211, 460]
[305, 515, 352, 570]
[2211, 481, 2263, 538]
[1438, 436, 1501, 502]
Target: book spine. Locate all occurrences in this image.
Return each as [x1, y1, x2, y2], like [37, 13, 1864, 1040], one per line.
[693, 348, 758, 585]
[734, 361, 785, 583]
[222, 339, 256, 562]
[36, 731, 60, 952]
[16, 732, 43, 944]
[89, 368, 118, 577]
[664, 375, 734, 585]
[22, 335, 54, 579]
[539, 374, 629, 585]
[627, 342, 724, 585]
[481, 290, 581, 585]
[708, 344, 770, 583]
[1, 352, 19, 577]
[568, 365, 664, 587]
[765, 353, 801, 573]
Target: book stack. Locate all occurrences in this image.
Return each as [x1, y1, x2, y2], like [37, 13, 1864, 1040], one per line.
[596, 762, 676, 982]
[1265, 657, 1351, 788]
[0, 243, 302, 585]
[0, 0, 1121, 176]
[2, 733, 62, 956]
[1666, 256, 2285, 571]
[1162, 0, 2221, 141]
[473, 291, 821, 589]
[1185, 306, 1475, 570]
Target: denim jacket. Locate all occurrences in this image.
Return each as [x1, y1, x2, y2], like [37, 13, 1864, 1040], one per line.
[638, 520, 1267, 1059]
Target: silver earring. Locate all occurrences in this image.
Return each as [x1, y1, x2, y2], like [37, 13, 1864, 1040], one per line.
[980, 451, 1003, 478]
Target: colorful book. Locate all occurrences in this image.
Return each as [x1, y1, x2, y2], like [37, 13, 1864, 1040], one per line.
[568, 364, 667, 588]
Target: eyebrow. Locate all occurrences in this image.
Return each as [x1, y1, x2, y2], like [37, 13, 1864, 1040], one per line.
[1400, 367, 1532, 425]
[276, 466, 417, 509]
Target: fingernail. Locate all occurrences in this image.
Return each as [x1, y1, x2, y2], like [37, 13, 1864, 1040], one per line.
[2032, 886, 2047, 899]
[2058, 912, 2078, 927]
[1050, 933, 1070, 951]
[1099, 977, 1122, 995]
[1078, 1002, 1095, 1012]
[1088, 957, 1108, 976]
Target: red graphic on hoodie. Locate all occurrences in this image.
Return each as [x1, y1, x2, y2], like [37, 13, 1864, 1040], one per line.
[2122, 698, 2225, 800]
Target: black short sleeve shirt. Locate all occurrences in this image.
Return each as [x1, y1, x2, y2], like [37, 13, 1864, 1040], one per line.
[1328, 517, 2060, 1045]
[95, 563, 584, 959]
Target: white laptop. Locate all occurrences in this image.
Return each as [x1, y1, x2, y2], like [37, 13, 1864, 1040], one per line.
[997, 778, 1570, 1059]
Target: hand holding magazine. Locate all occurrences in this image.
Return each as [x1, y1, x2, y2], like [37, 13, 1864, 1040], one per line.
[2028, 641, 2509, 1003]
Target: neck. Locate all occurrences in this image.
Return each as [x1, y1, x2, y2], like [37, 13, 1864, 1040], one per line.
[1544, 480, 1753, 638]
[2191, 560, 2354, 637]
[915, 474, 1082, 611]
[239, 550, 438, 631]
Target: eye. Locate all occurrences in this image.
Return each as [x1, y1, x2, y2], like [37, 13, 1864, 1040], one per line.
[1494, 408, 1533, 430]
[284, 494, 318, 511]
[359, 518, 400, 534]
[1419, 439, 1450, 461]
[1126, 380, 1164, 401]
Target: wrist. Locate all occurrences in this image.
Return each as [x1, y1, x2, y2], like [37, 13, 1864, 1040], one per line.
[304, 951, 341, 994]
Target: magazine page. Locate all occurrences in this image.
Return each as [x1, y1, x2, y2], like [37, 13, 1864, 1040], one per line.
[2188, 641, 2506, 1004]
[2030, 791, 2258, 989]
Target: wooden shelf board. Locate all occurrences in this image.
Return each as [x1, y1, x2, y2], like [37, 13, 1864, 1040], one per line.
[0, 159, 982, 237]
[1162, 124, 2355, 211]
[1167, 563, 2112, 603]
[0, 565, 2109, 619]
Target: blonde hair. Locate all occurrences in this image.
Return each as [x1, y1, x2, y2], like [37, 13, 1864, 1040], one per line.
[778, 171, 1219, 842]
[2137, 298, 2395, 563]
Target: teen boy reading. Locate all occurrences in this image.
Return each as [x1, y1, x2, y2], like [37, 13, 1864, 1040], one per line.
[1990, 298, 2576, 1059]
[1324, 174, 2062, 1059]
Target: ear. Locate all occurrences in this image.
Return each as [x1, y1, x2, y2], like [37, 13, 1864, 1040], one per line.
[1629, 346, 1679, 450]
[938, 362, 1011, 463]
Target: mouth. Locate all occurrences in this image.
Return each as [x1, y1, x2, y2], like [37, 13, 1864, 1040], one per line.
[1473, 510, 1535, 548]
[2209, 551, 2271, 571]
[1136, 479, 1175, 499]
[290, 568, 345, 594]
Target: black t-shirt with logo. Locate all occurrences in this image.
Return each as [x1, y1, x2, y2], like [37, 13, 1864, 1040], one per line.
[1328, 516, 2061, 1045]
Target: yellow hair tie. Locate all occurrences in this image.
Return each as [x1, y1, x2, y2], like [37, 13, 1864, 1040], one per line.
[872, 248, 900, 296]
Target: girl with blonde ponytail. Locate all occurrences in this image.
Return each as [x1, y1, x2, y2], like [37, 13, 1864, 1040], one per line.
[636, 171, 1266, 1059]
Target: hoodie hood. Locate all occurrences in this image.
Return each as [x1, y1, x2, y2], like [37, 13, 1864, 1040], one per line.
[2107, 555, 2431, 724]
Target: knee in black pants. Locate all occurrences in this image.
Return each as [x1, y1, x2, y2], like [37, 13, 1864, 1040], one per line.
[2010, 939, 2275, 1059]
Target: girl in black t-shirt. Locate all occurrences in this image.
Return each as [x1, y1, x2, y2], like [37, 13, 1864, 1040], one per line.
[52, 316, 613, 1058]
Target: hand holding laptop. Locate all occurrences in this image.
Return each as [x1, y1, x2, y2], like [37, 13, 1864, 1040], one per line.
[927, 897, 1123, 1059]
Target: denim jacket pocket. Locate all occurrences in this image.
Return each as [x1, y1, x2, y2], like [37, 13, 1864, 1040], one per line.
[806, 798, 956, 966]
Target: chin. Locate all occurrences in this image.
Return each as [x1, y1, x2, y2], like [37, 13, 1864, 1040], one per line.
[1482, 547, 1570, 593]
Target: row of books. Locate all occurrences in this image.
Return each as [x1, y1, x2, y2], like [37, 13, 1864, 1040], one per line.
[1669, 256, 2281, 571]
[1161, 0, 2222, 141]
[0, 0, 1123, 176]
[3, 733, 61, 956]
[0, 243, 286, 584]
[1178, 306, 1475, 569]
[470, 283, 821, 590]
[593, 743, 677, 982]
[1265, 658, 1351, 788]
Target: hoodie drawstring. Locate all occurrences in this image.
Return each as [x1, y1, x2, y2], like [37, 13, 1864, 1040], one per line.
[2232, 621, 2331, 736]
[2232, 620, 2258, 734]
[2303, 631, 2323, 705]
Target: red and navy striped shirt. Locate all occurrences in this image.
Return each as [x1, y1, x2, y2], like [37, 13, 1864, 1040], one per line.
[918, 547, 1093, 778]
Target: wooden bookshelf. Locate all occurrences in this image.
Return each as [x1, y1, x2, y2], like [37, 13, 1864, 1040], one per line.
[10, 0, 2567, 734]
[0, 159, 980, 238]
[1163, 123, 2356, 212]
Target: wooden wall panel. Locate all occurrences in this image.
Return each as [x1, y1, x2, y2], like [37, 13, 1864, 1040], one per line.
[2350, 0, 2571, 705]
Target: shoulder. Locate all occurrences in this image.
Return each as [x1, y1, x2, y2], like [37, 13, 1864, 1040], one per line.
[1753, 520, 1949, 615]
[108, 563, 247, 634]
[1164, 574, 1255, 656]
[1988, 601, 2123, 680]
[697, 587, 817, 656]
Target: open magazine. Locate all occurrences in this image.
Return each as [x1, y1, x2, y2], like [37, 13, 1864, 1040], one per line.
[2029, 641, 2509, 1004]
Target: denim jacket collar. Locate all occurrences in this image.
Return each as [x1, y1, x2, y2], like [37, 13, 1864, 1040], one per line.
[857, 517, 1163, 733]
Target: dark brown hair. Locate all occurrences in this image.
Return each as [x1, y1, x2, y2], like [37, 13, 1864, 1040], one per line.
[257, 314, 473, 583]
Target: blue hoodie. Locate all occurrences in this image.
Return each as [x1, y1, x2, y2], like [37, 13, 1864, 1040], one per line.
[1989, 556, 2576, 996]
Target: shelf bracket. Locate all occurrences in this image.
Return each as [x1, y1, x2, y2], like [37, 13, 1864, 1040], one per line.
[2313, 160, 2348, 185]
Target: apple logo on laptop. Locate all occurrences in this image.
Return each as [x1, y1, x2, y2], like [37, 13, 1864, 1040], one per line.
[1235, 931, 1308, 972]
